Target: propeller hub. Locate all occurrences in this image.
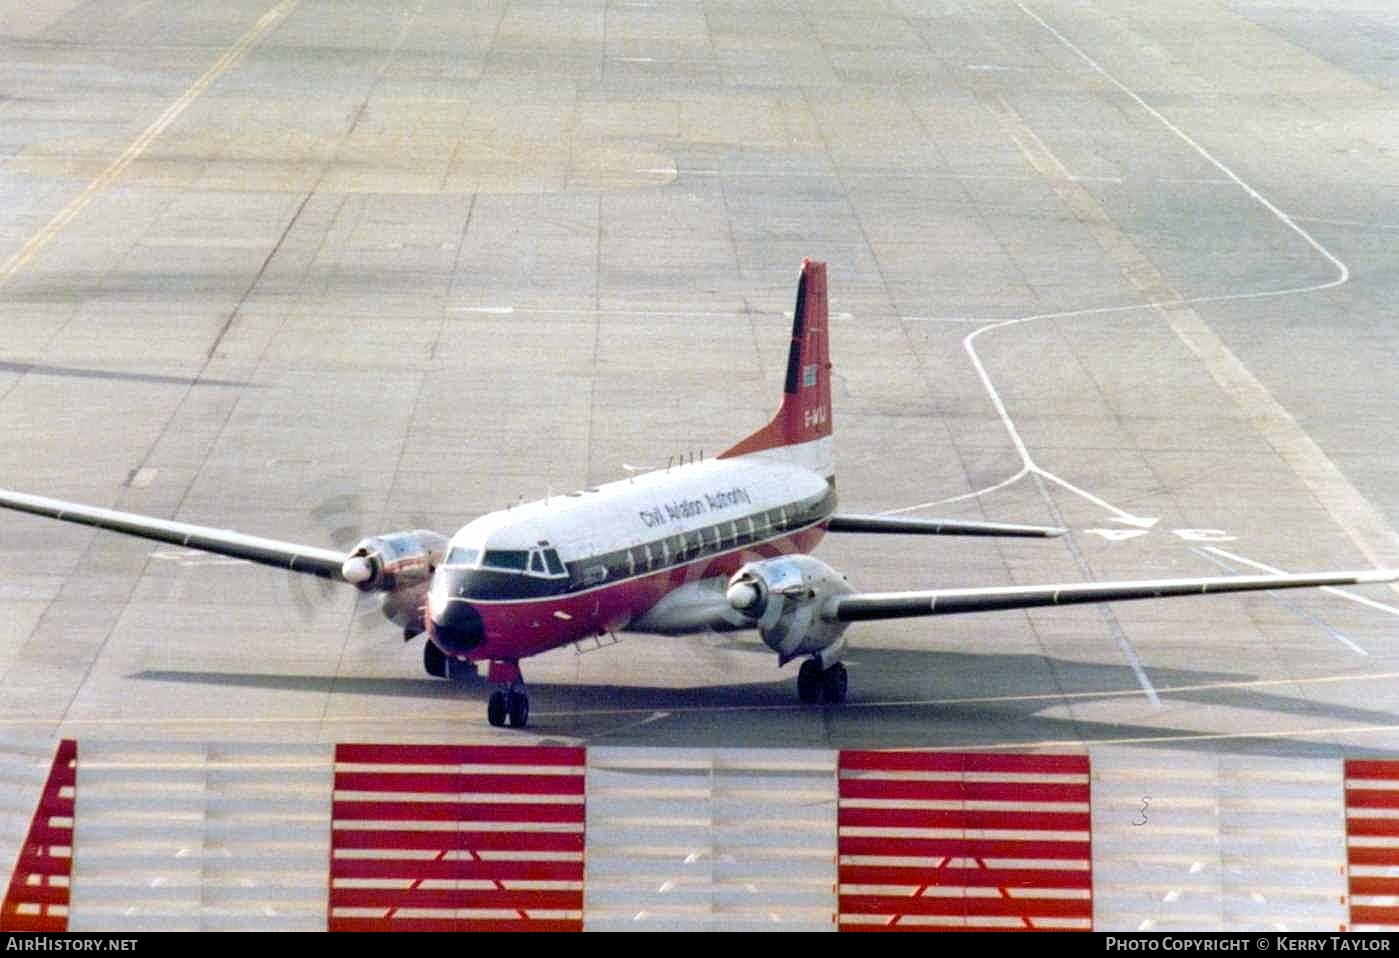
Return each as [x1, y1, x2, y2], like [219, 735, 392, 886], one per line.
[726, 580, 761, 612]
[341, 554, 374, 585]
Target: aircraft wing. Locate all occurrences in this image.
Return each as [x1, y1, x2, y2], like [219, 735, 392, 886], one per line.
[0, 488, 347, 580]
[827, 513, 1065, 538]
[829, 569, 1399, 622]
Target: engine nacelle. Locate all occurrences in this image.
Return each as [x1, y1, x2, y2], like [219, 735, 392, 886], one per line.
[726, 555, 854, 663]
[340, 530, 448, 593]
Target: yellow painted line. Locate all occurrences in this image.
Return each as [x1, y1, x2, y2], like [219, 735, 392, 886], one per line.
[0, 0, 300, 289]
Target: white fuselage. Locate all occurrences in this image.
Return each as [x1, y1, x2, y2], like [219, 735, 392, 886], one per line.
[426, 454, 836, 661]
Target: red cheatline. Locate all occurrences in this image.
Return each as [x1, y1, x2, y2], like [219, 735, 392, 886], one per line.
[327, 744, 585, 933]
[836, 750, 1092, 933]
[1, 740, 76, 933]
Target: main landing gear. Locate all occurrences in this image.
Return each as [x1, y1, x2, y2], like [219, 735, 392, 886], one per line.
[485, 660, 530, 729]
[797, 657, 847, 705]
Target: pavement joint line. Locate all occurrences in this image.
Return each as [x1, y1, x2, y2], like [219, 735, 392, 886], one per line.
[0, 0, 300, 289]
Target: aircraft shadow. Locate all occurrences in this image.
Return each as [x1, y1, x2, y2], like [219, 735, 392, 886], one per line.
[133, 644, 1399, 758]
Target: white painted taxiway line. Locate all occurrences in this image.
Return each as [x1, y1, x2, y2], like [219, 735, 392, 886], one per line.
[0, 0, 300, 290]
[1202, 546, 1399, 618]
[1191, 547, 1368, 656]
[891, 5, 1398, 589]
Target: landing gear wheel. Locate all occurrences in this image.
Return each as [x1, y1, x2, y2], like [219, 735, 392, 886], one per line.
[487, 690, 508, 727]
[507, 691, 530, 729]
[821, 663, 848, 704]
[423, 640, 447, 678]
[798, 659, 823, 704]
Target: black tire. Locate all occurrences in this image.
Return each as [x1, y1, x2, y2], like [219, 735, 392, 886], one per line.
[822, 663, 848, 704]
[507, 691, 530, 729]
[487, 690, 508, 727]
[423, 640, 447, 678]
[798, 659, 823, 704]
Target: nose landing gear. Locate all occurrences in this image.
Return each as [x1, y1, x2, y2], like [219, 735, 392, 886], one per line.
[485, 660, 530, 729]
[487, 687, 530, 728]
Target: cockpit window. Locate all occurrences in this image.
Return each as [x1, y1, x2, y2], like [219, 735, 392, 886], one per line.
[544, 549, 565, 576]
[481, 549, 529, 572]
[445, 547, 480, 567]
[529, 552, 546, 575]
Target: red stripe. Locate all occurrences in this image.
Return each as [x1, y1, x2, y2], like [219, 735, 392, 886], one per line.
[1346, 761, 1399, 782]
[20, 825, 73, 846]
[1342, 819, 1399, 838]
[1347, 906, 1399, 927]
[839, 865, 1091, 890]
[329, 917, 583, 933]
[1346, 847, 1399, 866]
[1349, 876, 1399, 896]
[332, 829, 583, 852]
[839, 923, 1066, 933]
[10, 856, 70, 878]
[331, 859, 583, 882]
[4, 885, 67, 905]
[330, 887, 582, 910]
[840, 894, 1091, 918]
[1346, 790, 1399, 809]
[334, 771, 583, 795]
[839, 807, 1089, 831]
[0, 915, 70, 933]
[840, 751, 1088, 775]
[840, 837, 1089, 860]
[839, 780, 1088, 803]
[332, 800, 584, 824]
[335, 744, 584, 766]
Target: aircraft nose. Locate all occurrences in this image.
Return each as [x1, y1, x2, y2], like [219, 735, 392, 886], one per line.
[429, 599, 485, 653]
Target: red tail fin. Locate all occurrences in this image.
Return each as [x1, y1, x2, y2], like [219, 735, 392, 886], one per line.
[720, 259, 833, 474]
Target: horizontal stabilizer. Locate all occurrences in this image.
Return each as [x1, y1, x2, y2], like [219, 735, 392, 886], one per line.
[830, 569, 1399, 622]
[827, 513, 1065, 538]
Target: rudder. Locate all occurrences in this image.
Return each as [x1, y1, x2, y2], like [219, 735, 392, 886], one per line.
[719, 259, 833, 476]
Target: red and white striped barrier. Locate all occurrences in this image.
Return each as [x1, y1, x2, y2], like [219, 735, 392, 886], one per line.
[837, 750, 1092, 931]
[328, 744, 585, 932]
[1346, 760, 1399, 931]
[4, 741, 1397, 932]
[0, 739, 74, 932]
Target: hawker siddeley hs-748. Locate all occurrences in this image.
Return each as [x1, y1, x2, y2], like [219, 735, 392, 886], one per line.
[2, 261, 1394, 728]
